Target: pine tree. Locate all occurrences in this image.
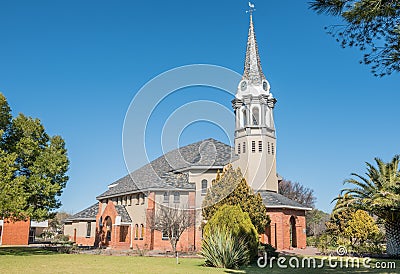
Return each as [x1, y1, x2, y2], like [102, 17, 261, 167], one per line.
[202, 164, 270, 234]
[309, 0, 400, 76]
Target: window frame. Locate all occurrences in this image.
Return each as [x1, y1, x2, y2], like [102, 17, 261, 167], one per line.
[201, 179, 208, 195]
[86, 222, 91, 238]
[140, 224, 144, 240]
[173, 192, 180, 203]
[163, 192, 169, 203]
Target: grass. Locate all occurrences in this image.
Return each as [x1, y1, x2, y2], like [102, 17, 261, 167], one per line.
[0, 247, 398, 273]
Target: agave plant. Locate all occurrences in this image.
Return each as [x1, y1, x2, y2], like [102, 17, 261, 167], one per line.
[335, 155, 400, 256]
[201, 227, 250, 269]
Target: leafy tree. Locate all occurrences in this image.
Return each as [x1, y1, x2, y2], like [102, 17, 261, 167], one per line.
[306, 209, 330, 236]
[43, 211, 72, 238]
[334, 155, 400, 256]
[0, 149, 27, 220]
[0, 93, 69, 221]
[344, 209, 380, 248]
[202, 164, 270, 234]
[202, 205, 258, 267]
[326, 195, 356, 238]
[309, 0, 400, 76]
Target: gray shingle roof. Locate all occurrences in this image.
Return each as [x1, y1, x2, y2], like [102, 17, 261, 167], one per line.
[258, 191, 312, 210]
[97, 138, 234, 199]
[64, 203, 98, 222]
[115, 205, 132, 223]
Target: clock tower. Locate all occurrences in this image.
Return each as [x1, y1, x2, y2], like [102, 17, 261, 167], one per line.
[232, 13, 278, 192]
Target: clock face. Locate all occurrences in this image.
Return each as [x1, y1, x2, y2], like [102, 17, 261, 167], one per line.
[263, 81, 269, 91]
[240, 81, 247, 91]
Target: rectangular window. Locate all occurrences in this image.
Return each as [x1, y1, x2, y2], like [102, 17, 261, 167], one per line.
[127, 195, 131, 206]
[268, 142, 271, 154]
[237, 143, 241, 154]
[163, 192, 169, 203]
[136, 194, 140, 205]
[201, 179, 208, 195]
[174, 192, 180, 203]
[258, 141, 262, 152]
[252, 141, 256, 153]
[141, 194, 145, 205]
[86, 222, 91, 237]
[120, 226, 129, 242]
[243, 142, 246, 153]
[272, 143, 275, 155]
[162, 230, 169, 240]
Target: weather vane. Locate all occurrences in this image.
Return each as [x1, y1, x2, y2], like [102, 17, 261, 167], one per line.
[246, 2, 255, 14]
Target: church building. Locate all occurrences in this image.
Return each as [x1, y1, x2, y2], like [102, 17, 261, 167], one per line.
[64, 13, 310, 251]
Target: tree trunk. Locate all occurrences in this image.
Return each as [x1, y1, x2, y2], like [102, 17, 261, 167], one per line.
[385, 220, 400, 256]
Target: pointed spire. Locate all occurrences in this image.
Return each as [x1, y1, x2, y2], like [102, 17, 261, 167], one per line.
[243, 13, 266, 86]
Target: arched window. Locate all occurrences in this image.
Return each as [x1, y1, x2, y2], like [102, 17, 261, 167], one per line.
[134, 224, 139, 239]
[105, 216, 112, 242]
[174, 192, 180, 203]
[140, 224, 144, 240]
[201, 179, 208, 195]
[242, 109, 247, 127]
[252, 107, 260, 126]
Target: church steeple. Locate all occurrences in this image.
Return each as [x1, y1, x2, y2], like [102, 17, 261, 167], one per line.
[231, 6, 278, 193]
[243, 14, 266, 86]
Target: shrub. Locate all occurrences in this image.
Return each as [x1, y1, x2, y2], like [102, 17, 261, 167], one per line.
[53, 234, 70, 242]
[203, 204, 258, 260]
[258, 243, 278, 258]
[201, 227, 250, 269]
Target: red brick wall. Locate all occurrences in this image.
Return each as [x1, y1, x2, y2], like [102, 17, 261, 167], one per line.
[2, 219, 30, 245]
[74, 236, 96, 246]
[144, 192, 197, 252]
[263, 208, 307, 250]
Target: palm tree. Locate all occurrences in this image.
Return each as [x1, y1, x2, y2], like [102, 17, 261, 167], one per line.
[335, 155, 400, 256]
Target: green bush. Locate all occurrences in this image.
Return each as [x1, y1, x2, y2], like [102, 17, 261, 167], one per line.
[53, 234, 70, 242]
[201, 226, 250, 269]
[258, 243, 278, 258]
[203, 204, 258, 260]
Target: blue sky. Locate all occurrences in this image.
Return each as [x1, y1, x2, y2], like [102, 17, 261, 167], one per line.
[0, 0, 398, 214]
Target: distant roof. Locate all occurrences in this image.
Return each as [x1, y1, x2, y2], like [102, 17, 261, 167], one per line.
[115, 205, 132, 223]
[258, 191, 312, 211]
[97, 139, 234, 199]
[64, 204, 98, 222]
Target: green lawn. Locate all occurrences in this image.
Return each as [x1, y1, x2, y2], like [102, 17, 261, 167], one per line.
[0, 247, 398, 273]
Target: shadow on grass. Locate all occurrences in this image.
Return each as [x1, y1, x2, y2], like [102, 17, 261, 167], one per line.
[0, 247, 60, 256]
